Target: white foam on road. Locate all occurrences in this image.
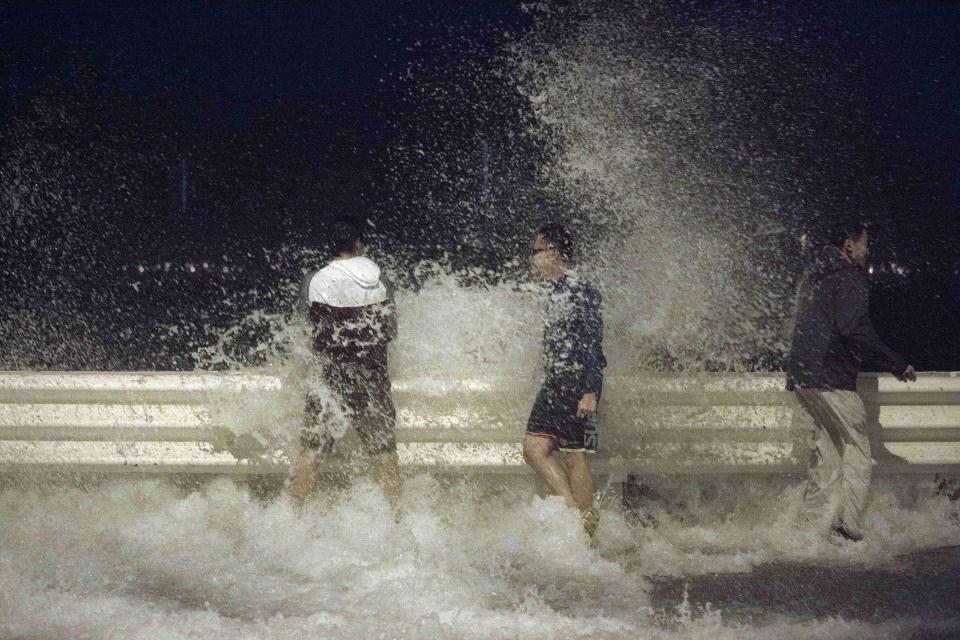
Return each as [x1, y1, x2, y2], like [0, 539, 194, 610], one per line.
[1, 475, 958, 639]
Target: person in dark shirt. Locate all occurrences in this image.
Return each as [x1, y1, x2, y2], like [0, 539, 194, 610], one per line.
[787, 219, 916, 541]
[287, 217, 402, 511]
[522, 223, 606, 536]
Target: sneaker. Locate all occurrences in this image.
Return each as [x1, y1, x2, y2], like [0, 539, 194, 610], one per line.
[833, 521, 864, 542]
[581, 507, 600, 538]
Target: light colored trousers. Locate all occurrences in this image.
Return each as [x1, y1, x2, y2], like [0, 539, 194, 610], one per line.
[793, 388, 872, 535]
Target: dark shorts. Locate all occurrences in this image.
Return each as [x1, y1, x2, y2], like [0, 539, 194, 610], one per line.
[526, 374, 600, 453]
[300, 362, 397, 456]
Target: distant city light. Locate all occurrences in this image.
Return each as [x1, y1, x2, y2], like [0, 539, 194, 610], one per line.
[871, 262, 909, 277]
[129, 260, 237, 275]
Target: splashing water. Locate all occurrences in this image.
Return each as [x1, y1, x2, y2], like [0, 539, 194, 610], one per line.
[3, 3, 960, 639]
[512, 2, 802, 372]
[4, 261, 958, 636]
[1, 475, 959, 638]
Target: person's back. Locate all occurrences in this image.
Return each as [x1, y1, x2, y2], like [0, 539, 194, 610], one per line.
[302, 256, 397, 370]
[288, 217, 402, 512]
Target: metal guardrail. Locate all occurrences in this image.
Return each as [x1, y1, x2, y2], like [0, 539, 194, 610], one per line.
[0, 371, 958, 477]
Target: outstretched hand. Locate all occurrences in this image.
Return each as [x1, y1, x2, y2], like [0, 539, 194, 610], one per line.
[577, 393, 598, 417]
[898, 365, 917, 383]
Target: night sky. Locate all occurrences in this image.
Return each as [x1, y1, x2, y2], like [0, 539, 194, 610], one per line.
[1, 1, 958, 370]
[1, 2, 526, 253]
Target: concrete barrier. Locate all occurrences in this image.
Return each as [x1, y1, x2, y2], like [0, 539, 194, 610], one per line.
[0, 371, 958, 478]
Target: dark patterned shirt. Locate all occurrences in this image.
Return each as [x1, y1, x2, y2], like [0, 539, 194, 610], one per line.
[540, 273, 606, 394]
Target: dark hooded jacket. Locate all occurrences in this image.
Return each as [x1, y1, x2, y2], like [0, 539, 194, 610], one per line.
[786, 245, 907, 391]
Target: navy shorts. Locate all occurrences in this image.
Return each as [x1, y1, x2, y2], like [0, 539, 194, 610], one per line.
[300, 362, 397, 456]
[526, 374, 600, 453]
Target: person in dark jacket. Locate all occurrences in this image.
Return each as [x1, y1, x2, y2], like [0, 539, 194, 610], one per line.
[288, 217, 402, 511]
[522, 223, 607, 536]
[787, 219, 916, 541]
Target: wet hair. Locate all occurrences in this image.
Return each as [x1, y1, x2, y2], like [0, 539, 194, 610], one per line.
[537, 223, 574, 263]
[329, 216, 363, 255]
[828, 219, 867, 248]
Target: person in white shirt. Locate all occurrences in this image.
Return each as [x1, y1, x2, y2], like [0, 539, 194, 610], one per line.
[287, 217, 402, 511]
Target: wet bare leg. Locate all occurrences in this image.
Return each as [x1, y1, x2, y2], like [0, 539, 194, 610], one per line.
[372, 451, 403, 514]
[561, 452, 593, 512]
[522, 434, 577, 508]
[287, 448, 317, 509]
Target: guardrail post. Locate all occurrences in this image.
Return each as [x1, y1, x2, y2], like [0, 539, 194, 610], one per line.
[622, 473, 661, 526]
